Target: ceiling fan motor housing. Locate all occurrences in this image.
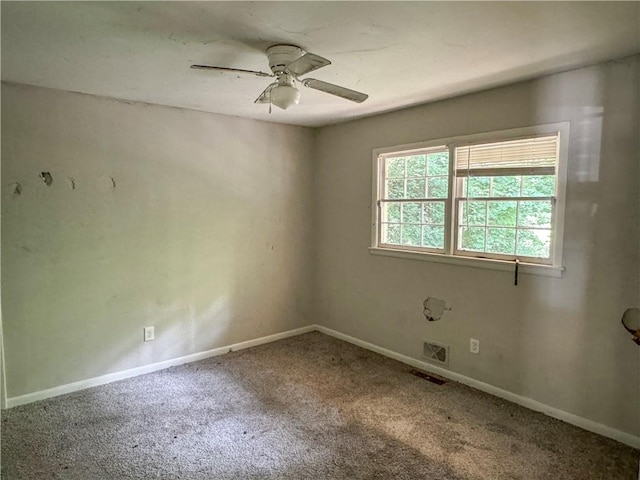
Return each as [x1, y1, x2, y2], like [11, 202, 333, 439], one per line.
[266, 45, 305, 75]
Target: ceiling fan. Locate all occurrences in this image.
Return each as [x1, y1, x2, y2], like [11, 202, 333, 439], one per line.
[191, 44, 368, 110]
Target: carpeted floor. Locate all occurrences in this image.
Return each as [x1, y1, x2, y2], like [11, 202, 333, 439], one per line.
[2, 332, 638, 479]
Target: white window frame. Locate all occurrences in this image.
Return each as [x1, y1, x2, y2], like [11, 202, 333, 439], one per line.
[370, 123, 569, 278]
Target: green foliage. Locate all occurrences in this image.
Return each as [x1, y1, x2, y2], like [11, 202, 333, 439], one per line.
[460, 227, 485, 251]
[406, 179, 426, 199]
[402, 203, 422, 223]
[487, 201, 517, 227]
[427, 177, 448, 198]
[465, 177, 491, 197]
[492, 176, 521, 197]
[386, 158, 405, 178]
[516, 229, 550, 257]
[384, 203, 401, 223]
[386, 179, 404, 199]
[522, 175, 555, 196]
[406, 156, 426, 177]
[460, 201, 486, 226]
[422, 225, 444, 248]
[427, 152, 449, 175]
[518, 201, 551, 228]
[486, 228, 516, 254]
[423, 202, 445, 225]
[385, 224, 401, 244]
[401, 224, 421, 246]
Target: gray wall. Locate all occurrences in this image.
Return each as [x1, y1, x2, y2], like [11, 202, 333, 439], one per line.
[314, 57, 640, 436]
[1, 83, 315, 398]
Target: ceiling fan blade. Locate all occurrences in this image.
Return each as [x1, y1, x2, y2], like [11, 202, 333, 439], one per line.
[191, 65, 273, 78]
[254, 82, 277, 104]
[302, 79, 368, 103]
[285, 52, 331, 77]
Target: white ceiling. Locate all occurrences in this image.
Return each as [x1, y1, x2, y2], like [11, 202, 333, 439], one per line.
[2, 2, 639, 127]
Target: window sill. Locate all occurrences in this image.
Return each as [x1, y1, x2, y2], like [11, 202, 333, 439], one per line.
[368, 247, 564, 278]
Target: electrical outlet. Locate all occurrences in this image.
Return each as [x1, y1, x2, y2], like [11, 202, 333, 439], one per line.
[470, 338, 480, 354]
[144, 326, 155, 342]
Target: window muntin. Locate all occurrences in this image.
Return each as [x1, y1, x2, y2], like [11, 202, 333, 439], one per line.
[373, 128, 565, 268]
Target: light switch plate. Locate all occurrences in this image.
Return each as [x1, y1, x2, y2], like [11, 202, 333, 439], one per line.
[144, 326, 155, 342]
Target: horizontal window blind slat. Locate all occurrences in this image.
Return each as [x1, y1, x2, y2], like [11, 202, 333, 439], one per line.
[456, 135, 558, 171]
[455, 167, 555, 177]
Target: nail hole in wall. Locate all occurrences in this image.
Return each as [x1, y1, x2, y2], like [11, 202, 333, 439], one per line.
[40, 172, 53, 186]
[66, 177, 76, 190]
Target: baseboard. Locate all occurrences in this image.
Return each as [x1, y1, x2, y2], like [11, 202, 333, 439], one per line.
[6, 324, 315, 409]
[6, 323, 639, 450]
[316, 325, 640, 450]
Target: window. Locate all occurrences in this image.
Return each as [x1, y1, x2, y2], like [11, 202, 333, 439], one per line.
[371, 124, 568, 275]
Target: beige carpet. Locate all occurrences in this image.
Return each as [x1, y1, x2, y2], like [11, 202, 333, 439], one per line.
[2, 332, 638, 479]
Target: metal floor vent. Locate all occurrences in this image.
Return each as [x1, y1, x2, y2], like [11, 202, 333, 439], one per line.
[423, 340, 449, 366]
[408, 369, 447, 385]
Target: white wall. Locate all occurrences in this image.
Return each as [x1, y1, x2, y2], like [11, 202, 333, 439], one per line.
[1, 83, 315, 398]
[314, 56, 640, 436]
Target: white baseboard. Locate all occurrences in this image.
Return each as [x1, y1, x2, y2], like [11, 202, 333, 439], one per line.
[316, 325, 640, 450]
[5, 323, 639, 450]
[6, 325, 315, 409]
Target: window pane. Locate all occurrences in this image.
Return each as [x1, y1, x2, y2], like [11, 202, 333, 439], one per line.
[401, 224, 421, 246]
[486, 227, 516, 254]
[386, 179, 405, 199]
[386, 158, 405, 178]
[383, 223, 401, 244]
[402, 202, 421, 223]
[422, 225, 445, 249]
[406, 179, 426, 199]
[423, 202, 445, 225]
[522, 175, 555, 196]
[492, 176, 521, 197]
[465, 177, 491, 197]
[518, 200, 552, 228]
[459, 201, 487, 226]
[427, 152, 449, 175]
[516, 229, 551, 258]
[427, 176, 448, 198]
[459, 226, 486, 251]
[487, 201, 517, 227]
[382, 202, 401, 223]
[406, 155, 426, 177]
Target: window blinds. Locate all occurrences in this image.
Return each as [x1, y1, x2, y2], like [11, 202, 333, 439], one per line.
[455, 134, 558, 174]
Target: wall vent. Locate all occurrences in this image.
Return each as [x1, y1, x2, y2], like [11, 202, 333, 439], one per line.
[423, 340, 449, 365]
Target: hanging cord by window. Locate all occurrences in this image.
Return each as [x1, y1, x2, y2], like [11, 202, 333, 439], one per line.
[464, 145, 470, 227]
[514, 258, 520, 286]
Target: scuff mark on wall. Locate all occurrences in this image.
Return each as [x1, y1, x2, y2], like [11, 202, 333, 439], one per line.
[97, 175, 117, 191]
[66, 177, 76, 190]
[9, 182, 22, 197]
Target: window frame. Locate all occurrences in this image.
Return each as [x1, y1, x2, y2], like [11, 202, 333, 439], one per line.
[370, 123, 569, 277]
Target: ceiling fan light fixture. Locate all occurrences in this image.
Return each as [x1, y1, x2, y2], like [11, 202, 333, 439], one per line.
[271, 84, 300, 110]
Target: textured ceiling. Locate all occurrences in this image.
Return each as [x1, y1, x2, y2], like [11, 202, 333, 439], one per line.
[2, 2, 639, 127]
